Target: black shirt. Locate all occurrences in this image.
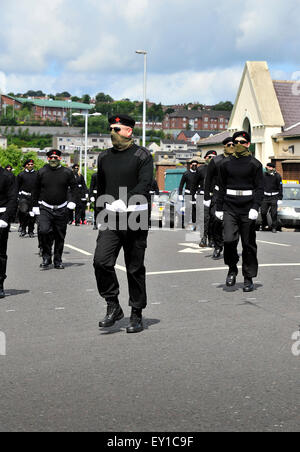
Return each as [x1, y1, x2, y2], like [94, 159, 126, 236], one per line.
[34, 165, 78, 207]
[217, 155, 264, 214]
[97, 144, 153, 205]
[204, 155, 226, 201]
[89, 173, 98, 197]
[179, 170, 199, 196]
[193, 165, 208, 194]
[17, 170, 38, 195]
[263, 172, 283, 199]
[0, 167, 17, 222]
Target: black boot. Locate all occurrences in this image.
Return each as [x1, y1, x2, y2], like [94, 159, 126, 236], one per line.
[0, 279, 5, 299]
[40, 257, 52, 270]
[99, 300, 124, 328]
[226, 266, 238, 287]
[212, 248, 222, 260]
[126, 308, 144, 334]
[243, 278, 254, 293]
[199, 236, 207, 248]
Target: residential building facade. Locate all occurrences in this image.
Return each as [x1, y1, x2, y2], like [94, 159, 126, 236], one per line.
[0, 95, 93, 125]
[0, 135, 7, 149]
[163, 110, 231, 135]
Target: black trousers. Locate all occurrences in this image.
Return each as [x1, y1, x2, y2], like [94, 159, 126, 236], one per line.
[202, 205, 214, 241]
[19, 197, 35, 234]
[261, 197, 278, 229]
[75, 201, 87, 224]
[223, 211, 258, 278]
[39, 206, 68, 263]
[0, 218, 9, 281]
[94, 229, 148, 309]
[210, 202, 224, 249]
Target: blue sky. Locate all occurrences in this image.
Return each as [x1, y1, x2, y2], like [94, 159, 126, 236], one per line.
[0, 0, 299, 104]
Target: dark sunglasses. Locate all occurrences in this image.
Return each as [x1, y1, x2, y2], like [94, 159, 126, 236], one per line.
[234, 140, 248, 145]
[110, 127, 121, 132]
[225, 143, 234, 148]
[49, 156, 59, 160]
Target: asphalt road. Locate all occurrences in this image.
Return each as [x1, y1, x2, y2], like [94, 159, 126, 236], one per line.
[0, 224, 300, 432]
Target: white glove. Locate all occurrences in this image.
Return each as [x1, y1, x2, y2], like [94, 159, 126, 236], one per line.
[0, 220, 8, 228]
[178, 195, 184, 202]
[278, 200, 283, 205]
[90, 197, 95, 203]
[85, 194, 89, 199]
[215, 211, 224, 221]
[203, 200, 211, 208]
[29, 211, 35, 217]
[67, 202, 76, 210]
[109, 200, 127, 213]
[249, 209, 258, 220]
[32, 207, 40, 216]
[87, 202, 90, 208]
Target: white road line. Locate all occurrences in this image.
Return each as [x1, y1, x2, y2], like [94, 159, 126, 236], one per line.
[116, 264, 127, 272]
[146, 263, 300, 276]
[65, 244, 93, 256]
[257, 240, 290, 247]
[55, 307, 65, 310]
[6, 310, 16, 313]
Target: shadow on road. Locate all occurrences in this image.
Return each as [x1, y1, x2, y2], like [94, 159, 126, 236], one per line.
[5, 289, 30, 297]
[99, 317, 160, 335]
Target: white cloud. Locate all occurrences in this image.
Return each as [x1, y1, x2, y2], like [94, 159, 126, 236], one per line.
[0, 0, 300, 103]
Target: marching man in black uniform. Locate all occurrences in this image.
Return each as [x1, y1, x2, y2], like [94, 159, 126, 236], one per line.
[72, 164, 88, 226]
[89, 172, 98, 230]
[179, 160, 199, 228]
[197, 151, 217, 247]
[216, 131, 264, 293]
[17, 159, 38, 238]
[33, 150, 78, 270]
[94, 114, 153, 334]
[261, 163, 283, 233]
[204, 138, 235, 259]
[0, 166, 17, 298]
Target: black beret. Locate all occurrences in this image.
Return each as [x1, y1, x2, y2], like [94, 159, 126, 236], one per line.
[47, 149, 62, 158]
[232, 131, 251, 143]
[5, 165, 12, 170]
[204, 150, 217, 159]
[109, 114, 135, 128]
[72, 164, 79, 169]
[24, 159, 34, 167]
[223, 137, 234, 146]
[266, 163, 275, 168]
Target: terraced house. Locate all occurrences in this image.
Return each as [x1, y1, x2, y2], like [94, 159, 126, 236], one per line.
[0, 95, 93, 124]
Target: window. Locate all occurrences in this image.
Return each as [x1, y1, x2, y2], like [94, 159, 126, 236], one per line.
[92, 139, 97, 143]
[204, 117, 208, 122]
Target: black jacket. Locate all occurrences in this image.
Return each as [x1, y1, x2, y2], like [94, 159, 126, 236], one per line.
[17, 170, 38, 195]
[89, 173, 98, 198]
[204, 155, 227, 201]
[217, 156, 264, 215]
[263, 172, 283, 199]
[179, 170, 199, 196]
[0, 167, 17, 222]
[97, 144, 153, 205]
[34, 165, 79, 207]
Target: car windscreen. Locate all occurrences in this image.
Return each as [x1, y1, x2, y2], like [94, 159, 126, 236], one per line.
[154, 194, 169, 203]
[283, 187, 300, 200]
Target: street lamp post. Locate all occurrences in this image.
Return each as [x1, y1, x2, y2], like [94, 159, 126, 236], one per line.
[135, 50, 147, 147]
[72, 111, 102, 182]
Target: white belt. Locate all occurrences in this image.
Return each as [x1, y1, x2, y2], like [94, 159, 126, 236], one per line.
[93, 190, 97, 194]
[78, 185, 82, 188]
[184, 189, 191, 194]
[40, 201, 68, 210]
[106, 204, 148, 213]
[199, 191, 204, 195]
[264, 192, 279, 196]
[19, 191, 31, 196]
[227, 189, 253, 196]
[215, 185, 219, 191]
[0, 208, 7, 213]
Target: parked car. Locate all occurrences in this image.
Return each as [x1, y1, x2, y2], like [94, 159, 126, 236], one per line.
[256, 183, 300, 230]
[151, 191, 170, 226]
[162, 189, 186, 229]
[278, 183, 300, 228]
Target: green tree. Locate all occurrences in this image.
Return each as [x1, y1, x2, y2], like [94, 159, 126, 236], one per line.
[212, 101, 233, 111]
[95, 92, 113, 103]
